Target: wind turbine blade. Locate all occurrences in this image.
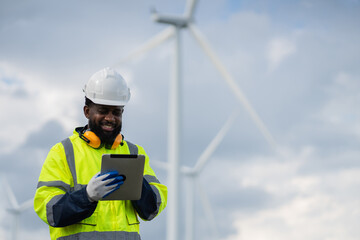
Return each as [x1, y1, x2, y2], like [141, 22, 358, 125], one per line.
[188, 24, 278, 151]
[112, 27, 174, 67]
[196, 179, 218, 239]
[2, 177, 19, 209]
[181, 166, 194, 176]
[185, 0, 199, 20]
[151, 159, 169, 171]
[18, 198, 34, 212]
[193, 110, 238, 174]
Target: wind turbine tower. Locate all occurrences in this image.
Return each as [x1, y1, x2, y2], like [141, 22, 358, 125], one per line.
[151, 2, 196, 239]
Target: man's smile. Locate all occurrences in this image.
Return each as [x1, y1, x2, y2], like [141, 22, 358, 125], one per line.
[101, 122, 116, 132]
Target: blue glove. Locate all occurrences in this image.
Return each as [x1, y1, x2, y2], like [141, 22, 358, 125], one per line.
[86, 171, 125, 202]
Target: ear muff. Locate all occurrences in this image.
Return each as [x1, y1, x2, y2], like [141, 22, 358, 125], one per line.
[78, 127, 123, 149]
[82, 130, 101, 149]
[111, 134, 123, 150]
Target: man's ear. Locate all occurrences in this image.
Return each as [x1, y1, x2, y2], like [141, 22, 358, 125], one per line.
[84, 105, 90, 119]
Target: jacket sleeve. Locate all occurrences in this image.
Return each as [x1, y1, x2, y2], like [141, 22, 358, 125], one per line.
[131, 146, 168, 221]
[34, 143, 97, 227]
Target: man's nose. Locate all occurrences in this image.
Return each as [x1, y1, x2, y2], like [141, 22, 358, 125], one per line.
[104, 112, 115, 121]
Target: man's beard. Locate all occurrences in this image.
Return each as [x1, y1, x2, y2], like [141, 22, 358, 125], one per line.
[88, 119, 122, 148]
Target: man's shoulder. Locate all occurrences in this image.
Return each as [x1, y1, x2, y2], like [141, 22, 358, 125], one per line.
[124, 140, 146, 155]
[50, 131, 80, 150]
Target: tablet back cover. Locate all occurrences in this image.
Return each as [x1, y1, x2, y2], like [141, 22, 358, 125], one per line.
[101, 154, 145, 200]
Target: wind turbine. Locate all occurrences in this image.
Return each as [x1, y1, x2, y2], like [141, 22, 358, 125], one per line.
[112, 0, 278, 240]
[181, 110, 239, 240]
[151, 110, 238, 240]
[2, 177, 33, 240]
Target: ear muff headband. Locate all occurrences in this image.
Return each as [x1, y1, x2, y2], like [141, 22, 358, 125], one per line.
[83, 131, 102, 148]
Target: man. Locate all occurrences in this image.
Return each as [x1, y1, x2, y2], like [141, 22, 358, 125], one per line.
[34, 67, 167, 240]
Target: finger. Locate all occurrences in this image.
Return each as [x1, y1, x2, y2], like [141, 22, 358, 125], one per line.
[103, 183, 122, 198]
[106, 176, 125, 186]
[96, 173, 111, 181]
[101, 171, 119, 180]
[102, 177, 117, 186]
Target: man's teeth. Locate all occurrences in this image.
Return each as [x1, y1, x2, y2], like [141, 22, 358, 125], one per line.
[102, 124, 114, 130]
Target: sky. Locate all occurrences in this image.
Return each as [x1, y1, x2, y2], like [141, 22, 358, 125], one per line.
[0, 0, 359, 239]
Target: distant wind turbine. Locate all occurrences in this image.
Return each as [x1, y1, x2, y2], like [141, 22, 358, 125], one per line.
[181, 110, 238, 240]
[112, 0, 277, 239]
[2, 177, 33, 240]
[151, 111, 238, 240]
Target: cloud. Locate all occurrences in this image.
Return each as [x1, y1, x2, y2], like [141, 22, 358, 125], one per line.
[0, 61, 85, 152]
[1, 0, 360, 239]
[205, 147, 360, 240]
[317, 72, 360, 131]
[0, 119, 68, 238]
[0, 119, 66, 198]
[267, 37, 297, 72]
[226, 190, 359, 240]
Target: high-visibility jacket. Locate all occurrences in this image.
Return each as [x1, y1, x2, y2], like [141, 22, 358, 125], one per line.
[34, 129, 167, 240]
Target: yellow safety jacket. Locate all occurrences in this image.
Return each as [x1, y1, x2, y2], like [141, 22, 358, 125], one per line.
[34, 129, 167, 240]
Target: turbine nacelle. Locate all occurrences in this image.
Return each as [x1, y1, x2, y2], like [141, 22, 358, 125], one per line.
[152, 12, 190, 28]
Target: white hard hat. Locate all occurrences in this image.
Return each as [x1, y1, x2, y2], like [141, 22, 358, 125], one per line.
[83, 67, 131, 106]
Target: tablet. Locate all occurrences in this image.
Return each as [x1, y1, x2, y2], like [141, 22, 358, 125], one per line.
[101, 154, 145, 200]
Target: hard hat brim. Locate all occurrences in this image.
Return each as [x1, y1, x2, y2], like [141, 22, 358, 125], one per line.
[87, 97, 129, 107]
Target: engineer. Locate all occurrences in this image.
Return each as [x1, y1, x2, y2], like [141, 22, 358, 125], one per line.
[34, 67, 167, 240]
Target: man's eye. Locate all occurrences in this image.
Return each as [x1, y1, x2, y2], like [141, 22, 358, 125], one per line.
[113, 110, 121, 116]
[98, 109, 107, 114]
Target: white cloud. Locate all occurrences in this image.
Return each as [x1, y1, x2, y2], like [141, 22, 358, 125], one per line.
[317, 72, 360, 134]
[213, 148, 360, 240]
[0, 61, 81, 152]
[267, 37, 296, 72]
[226, 193, 357, 240]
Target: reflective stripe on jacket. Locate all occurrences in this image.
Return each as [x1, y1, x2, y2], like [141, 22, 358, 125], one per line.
[34, 130, 167, 240]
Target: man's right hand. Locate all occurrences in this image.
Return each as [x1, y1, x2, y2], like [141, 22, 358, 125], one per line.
[86, 171, 125, 202]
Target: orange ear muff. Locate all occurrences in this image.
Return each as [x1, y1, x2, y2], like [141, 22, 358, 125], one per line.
[83, 131, 101, 149]
[111, 134, 123, 150]
[78, 127, 123, 149]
